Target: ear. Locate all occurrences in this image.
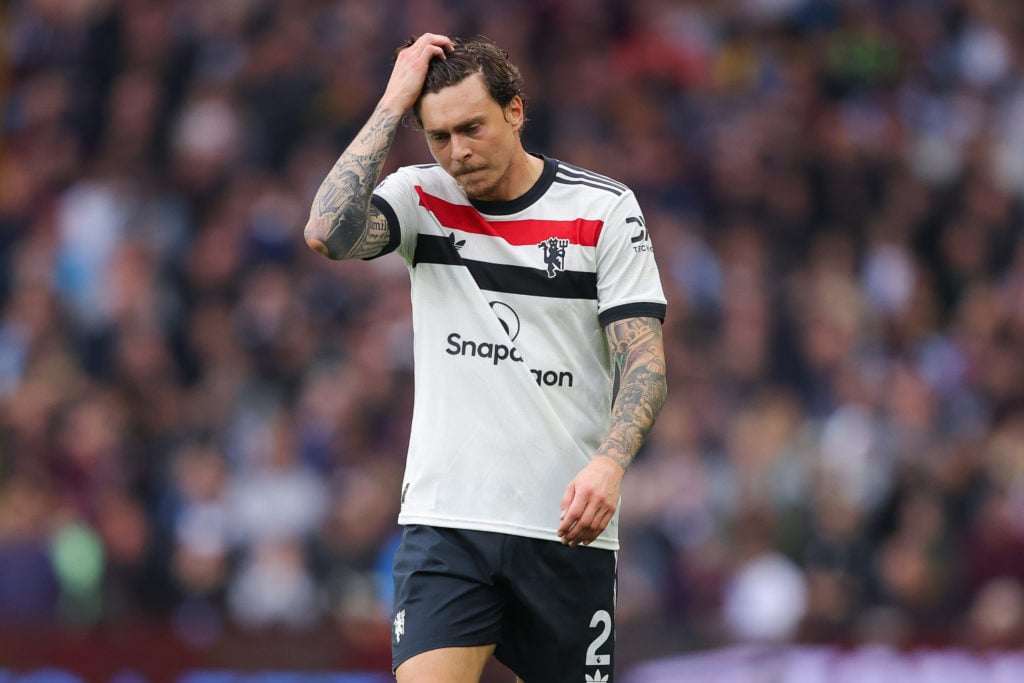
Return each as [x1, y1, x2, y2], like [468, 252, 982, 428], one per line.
[505, 95, 525, 132]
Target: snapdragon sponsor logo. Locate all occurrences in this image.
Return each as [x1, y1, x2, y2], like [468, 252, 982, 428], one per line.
[446, 333, 524, 365]
[444, 333, 574, 387]
[444, 302, 575, 388]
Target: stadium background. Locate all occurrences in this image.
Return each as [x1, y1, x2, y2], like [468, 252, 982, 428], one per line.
[1, 0, 1023, 680]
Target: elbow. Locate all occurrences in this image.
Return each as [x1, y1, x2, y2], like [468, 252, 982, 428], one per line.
[304, 224, 337, 259]
[305, 236, 331, 258]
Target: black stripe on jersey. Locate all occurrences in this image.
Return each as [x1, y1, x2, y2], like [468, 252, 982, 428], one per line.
[414, 234, 598, 300]
[553, 176, 625, 196]
[556, 164, 628, 192]
[598, 301, 667, 327]
[365, 194, 402, 259]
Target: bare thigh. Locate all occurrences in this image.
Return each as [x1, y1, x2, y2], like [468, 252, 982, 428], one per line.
[395, 644, 496, 683]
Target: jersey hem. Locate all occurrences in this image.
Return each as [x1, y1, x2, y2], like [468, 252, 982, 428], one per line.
[365, 194, 401, 259]
[397, 514, 620, 551]
[599, 300, 667, 326]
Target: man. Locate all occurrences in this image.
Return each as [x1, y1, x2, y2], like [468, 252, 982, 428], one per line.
[304, 33, 667, 683]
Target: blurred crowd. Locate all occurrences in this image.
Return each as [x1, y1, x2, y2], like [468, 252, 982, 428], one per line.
[1, 0, 1024, 669]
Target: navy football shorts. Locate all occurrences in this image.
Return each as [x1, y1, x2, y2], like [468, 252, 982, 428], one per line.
[391, 524, 618, 682]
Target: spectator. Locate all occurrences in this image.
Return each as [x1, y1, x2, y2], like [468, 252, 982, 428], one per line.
[0, 0, 1023, 670]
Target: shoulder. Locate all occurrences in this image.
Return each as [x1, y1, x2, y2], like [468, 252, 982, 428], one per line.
[387, 162, 445, 183]
[550, 159, 631, 198]
[377, 162, 461, 198]
[409, 162, 445, 174]
[545, 158, 641, 226]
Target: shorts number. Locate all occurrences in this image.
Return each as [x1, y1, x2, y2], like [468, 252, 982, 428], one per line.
[586, 609, 612, 667]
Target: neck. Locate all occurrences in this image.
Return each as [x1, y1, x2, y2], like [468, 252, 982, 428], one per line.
[500, 147, 544, 200]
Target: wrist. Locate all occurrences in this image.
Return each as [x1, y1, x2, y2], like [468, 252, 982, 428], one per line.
[594, 453, 629, 473]
[376, 96, 408, 118]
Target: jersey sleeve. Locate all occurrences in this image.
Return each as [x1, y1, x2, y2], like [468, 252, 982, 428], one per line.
[595, 191, 667, 327]
[370, 166, 421, 264]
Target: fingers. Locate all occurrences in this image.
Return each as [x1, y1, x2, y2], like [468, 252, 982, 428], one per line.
[557, 482, 576, 538]
[398, 33, 453, 64]
[563, 510, 608, 547]
[558, 487, 615, 547]
[382, 33, 454, 112]
[559, 459, 624, 547]
[560, 483, 574, 519]
[424, 32, 454, 53]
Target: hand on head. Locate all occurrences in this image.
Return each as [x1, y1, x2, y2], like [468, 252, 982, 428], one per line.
[381, 33, 453, 114]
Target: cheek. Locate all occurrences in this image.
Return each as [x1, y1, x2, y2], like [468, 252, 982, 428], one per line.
[427, 144, 448, 164]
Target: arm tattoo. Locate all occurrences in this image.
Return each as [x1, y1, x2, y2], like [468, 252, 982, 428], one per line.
[305, 103, 401, 259]
[600, 317, 667, 471]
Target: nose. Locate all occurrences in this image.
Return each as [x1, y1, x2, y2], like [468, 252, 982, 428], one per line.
[451, 133, 472, 162]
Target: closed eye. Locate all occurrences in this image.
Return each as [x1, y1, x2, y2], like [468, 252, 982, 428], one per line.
[456, 122, 485, 137]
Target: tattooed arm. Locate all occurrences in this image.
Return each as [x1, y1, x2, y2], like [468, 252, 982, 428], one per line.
[304, 33, 453, 260]
[558, 316, 667, 546]
[598, 316, 667, 469]
[304, 105, 402, 259]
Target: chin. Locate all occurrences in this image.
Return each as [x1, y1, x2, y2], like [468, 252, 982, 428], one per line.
[461, 179, 499, 200]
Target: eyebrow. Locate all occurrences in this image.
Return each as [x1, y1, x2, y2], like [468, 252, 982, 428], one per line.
[425, 116, 486, 137]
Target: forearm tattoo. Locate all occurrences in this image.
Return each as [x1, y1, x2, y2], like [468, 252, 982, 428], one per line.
[305, 103, 400, 259]
[601, 317, 667, 470]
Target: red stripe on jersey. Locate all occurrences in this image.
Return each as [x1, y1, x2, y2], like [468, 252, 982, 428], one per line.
[415, 187, 603, 247]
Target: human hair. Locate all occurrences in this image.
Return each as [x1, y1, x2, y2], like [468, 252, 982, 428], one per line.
[394, 36, 525, 127]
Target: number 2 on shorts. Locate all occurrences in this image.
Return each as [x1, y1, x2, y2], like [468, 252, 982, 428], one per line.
[586, 609, 612, 666]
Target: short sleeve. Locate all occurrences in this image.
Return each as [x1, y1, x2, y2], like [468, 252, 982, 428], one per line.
[595, 191, 667, 327]
[371, 166, 421, 264]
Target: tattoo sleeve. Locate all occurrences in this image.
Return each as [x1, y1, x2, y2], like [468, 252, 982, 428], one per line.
[304, 102, 401, 259]
[600, 316, 668, 470]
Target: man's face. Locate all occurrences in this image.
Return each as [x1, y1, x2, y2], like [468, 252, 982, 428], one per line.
[419, 73, 523, 201]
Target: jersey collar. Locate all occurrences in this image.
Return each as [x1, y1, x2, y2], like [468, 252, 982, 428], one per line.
[468, 154, 557, 216]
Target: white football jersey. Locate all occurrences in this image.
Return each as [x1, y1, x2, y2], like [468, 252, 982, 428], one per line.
[372, 155, 666, 550]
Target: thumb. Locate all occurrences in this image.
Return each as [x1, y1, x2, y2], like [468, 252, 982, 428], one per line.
[560, 481, 575, 519]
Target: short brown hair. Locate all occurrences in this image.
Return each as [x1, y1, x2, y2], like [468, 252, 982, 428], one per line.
[395, 36, 524, 126]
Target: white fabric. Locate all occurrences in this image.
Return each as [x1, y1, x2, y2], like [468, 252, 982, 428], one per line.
[372, 156, 666, 550]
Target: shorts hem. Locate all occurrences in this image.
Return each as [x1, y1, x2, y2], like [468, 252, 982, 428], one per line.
[392, 635, 500, 673]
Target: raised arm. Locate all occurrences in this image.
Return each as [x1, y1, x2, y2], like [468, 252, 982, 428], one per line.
[304, 103, 400, 259]
[304, 33, 452, 260]
[558, 316, 667, 546]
